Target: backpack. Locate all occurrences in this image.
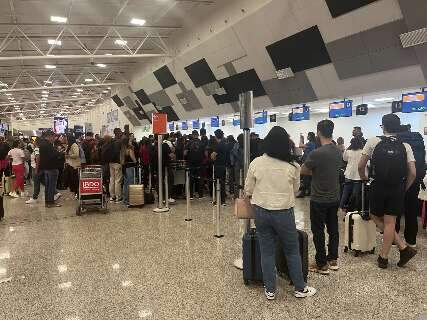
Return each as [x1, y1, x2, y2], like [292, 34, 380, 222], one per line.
[397, 131, 426, 181]
[371, 136, 407, 185]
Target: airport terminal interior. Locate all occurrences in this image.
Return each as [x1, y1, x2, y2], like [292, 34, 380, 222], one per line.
[0, 0, 427, 319]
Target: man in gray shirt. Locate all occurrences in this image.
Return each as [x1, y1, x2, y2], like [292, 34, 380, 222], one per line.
[301, 120, 342, 274]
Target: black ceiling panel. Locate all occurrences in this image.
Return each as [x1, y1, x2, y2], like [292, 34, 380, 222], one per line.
[153, 65, 177, 89]
[161, 106, 180, 122]
[325, 0, 379, 18]
[111, 95, 124, 107]
[135, 89, 151, 105]
[212, 69, 266, 104]
[133, 100, 149, 121]
[123, 96, 137, 109]
[266, 26, 331, 73]
[184, 58, 217, 88]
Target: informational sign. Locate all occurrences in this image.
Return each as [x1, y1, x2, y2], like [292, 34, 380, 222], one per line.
[402, 92, 427, 113]
[192, 119, 200, 129]
[329, 100, 352, 118]
[181, 121, 188, 130]
[53, 117, 68, 134]
[152, 112, 167, 134]
[211, 116, 219, 128]
[80, 178, 102, 194]
[290, 105, 310, 121]
[255, 111, 268, 124]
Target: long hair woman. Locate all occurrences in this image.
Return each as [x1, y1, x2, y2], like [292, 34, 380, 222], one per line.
[65, 135, 81, 198]
[244, 126, 317, 300]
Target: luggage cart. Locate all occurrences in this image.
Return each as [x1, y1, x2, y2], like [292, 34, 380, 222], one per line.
[77, 165, 108, 216]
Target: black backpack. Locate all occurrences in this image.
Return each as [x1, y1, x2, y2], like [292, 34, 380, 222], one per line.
[397, 131, 426, 181]
[101, 141, 113, 164]
[371, 136, 407, 185]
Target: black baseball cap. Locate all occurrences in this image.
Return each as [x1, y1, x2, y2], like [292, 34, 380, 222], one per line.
[382, 113, 401, 133]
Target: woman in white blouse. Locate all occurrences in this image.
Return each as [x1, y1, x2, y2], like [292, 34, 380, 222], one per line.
[340, 137, 367, 211]
[245, 126, 316, 301]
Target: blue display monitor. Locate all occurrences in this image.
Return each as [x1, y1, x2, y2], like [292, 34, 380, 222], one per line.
[291, 105, 310, 121]
[402, 92, 427, 113]
[168, 122, 174, 131]
[255, 111, 268, 124]
[192, 119, 200, 129]
[211, 116, 219, 128]
[329, 100, 352, 118]
[232, 118, 240, 126]
[181, 121, 188, 130]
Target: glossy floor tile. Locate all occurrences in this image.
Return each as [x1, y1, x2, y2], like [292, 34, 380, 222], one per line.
[0, 192, 426, 320]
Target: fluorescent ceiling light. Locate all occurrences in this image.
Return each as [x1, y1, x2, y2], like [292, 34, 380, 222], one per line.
[40, 111, 45, 114]
[102, 90, 108, 93]
[90, 99, 96, 102]
[76, 88, 83, 92]
[104, 53, 113, 56]
[47, 39, 62, 46]
[44, 80, 52, 84]
[130, 18, 146, 26]
[45, 65, 56, 69]
[85, 79, 93, 82]
[374, 97, 395, 102]
[19, 113, 24, 116]
[8, 97, 14, 100]
[96, 63, 107, 68]
[50, 16, 68, 23]
[41, 94, 48, 98]
[41, 98, 47, 100]
[0, 83, 7, 87]
[5, 93, 12, 96]
[114, 39, 127, 46]
[41, 90, 49, 94]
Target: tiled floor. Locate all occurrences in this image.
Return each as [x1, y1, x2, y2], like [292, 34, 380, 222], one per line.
[0, 192, 426, 320]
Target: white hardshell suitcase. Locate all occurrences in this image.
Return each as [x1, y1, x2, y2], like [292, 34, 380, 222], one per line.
[344, 183, 376, 256]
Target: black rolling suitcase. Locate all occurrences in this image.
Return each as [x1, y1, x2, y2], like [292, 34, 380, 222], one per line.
[242, 228, 263, 285]
[276, 229, 309, 283]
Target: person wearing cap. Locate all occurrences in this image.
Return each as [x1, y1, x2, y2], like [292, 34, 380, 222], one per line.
[358, 114, 417, 269]
[38, 131, 62, 208]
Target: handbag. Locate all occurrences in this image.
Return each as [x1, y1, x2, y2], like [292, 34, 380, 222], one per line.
[234, 196, 255, 219]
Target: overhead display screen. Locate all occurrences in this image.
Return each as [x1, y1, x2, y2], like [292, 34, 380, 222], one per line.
[54, 117, 68, 134]
[290, 105, 310, 121]
[169, 122, 175, 132]
[211, 116, 219, 128]
[181, 121, 188, 130]
[329, 100, 353, 118]
[254, 111, 268, 124]
[402, 92, 427, 113]
[192, 119, 200, 129]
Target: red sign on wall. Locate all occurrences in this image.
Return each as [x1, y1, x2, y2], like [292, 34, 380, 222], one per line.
[152, 113, 167, 134]
[80, 179, 102, 194]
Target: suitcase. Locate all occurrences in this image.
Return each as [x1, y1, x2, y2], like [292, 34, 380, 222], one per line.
[276, 229, 309, 283]
[344, 183, 376, 256]
[242, 228, 263, 285]
[128, 167, 144, 207]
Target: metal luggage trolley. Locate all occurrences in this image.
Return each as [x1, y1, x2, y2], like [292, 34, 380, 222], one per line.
[77, 165, 108, 216]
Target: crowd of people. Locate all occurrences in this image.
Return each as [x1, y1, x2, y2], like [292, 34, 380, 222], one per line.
[0, 113, 424, 302]
[244, 113, 425, 300]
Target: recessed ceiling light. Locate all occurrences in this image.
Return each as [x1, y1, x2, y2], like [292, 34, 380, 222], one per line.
[374, 97, 395, 102]
[130, 18, 146, 26]
[50, 16, 68, 23]
[114, 39, 127, 46]
[45, 65, 56, 69]
[96, 63, 107, 68]
[107, 87, 111, 90]
[19, 113, 24, 116]
[85, 79, 93, 82]
[47, 39, 62, 46]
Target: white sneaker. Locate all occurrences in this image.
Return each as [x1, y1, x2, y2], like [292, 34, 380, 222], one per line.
[294, 286, 317, 298]
[25, 198, 37, 204]
[9, 192, 19, 198]
[54, 193, 61, 201]
[168, 198, 176, 204]
[407, 243, 417, 249]
[264, 289, 276, 301]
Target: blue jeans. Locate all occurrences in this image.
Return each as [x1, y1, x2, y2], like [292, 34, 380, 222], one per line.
[123, 167, 135, 205]
[44, 169, 59, 204]
[339, 180, 362, 210]
[32, 171, 42, 200]
[254, 206, 305, 292]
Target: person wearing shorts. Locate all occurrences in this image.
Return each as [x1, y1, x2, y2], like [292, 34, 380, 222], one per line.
[358, 114, 417, 269]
